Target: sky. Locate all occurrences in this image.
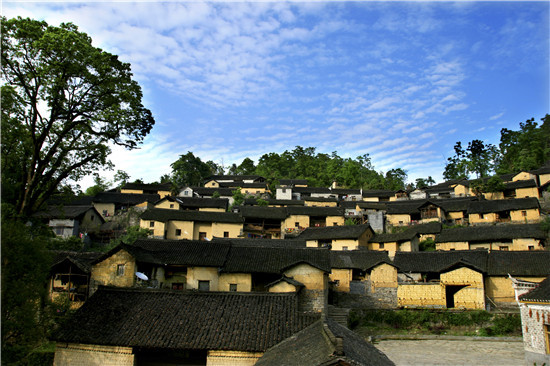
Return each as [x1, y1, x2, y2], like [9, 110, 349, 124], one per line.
[3, 1, 550, 190]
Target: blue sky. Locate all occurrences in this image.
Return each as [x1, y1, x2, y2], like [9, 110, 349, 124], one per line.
[4, 1, 549, 189]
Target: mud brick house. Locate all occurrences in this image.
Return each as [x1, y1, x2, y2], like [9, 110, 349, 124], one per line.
[140, 208, 243, 240]
[180, 186, 235, 200]
[368, 230, 419, 258]
[238, 206, 287, 239]
[153, 196, 228, 212]
[35, 205, 105, 238]
[72, 192, 160, 219]
[394, 250, 488, 309]
[517, 276, 550, 365]
[255, 318, 395, 366]
[52, 288, 318, 366]
[303, 196, 339, 207]
[297, 224, 375, 250]
[467, 197, 541, 225]
[120, 182, 172, 198]
[434, 223, 547, 251]
[361, 189, 396, 202]
[282, 206, 345, 236]
[203, 175, 269, 196]
[384, 199, 446, 227]
[329, 250, 397, 309]
[49, 251, 103, 308]
[90, 239, 331, 313]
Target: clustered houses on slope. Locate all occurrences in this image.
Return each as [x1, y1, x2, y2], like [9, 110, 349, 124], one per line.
[44, 167, 550, 365]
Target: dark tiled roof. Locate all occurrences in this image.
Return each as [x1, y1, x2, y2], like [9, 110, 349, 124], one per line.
[330, 189, 362, 195]
[121, 182, 172, 191]
[487, 251, 550, 276]
[468, 197, 540, 214]
[411, 222, 442, 234]
[362, 190, 395, 198]
[371, 229, 418, 243]
[519, 276, 550, 303]
[129, 239, 230, 266]
[84, 192, 161, 205]
[504, 179, 538, 189]
[531, 163, 550, 175]
[293, 187, 332, 194]
[278, 179, 308, 186]
[267, 199, 305, 206]
[340, 201, 388, 210]
[385, 200, 425, 215]
[212, 238, 307, 248]
[52, 287, 316, 352]
[222, 246, 331, 274]
[297, 224, 373, 241]
[239, 206, 288, 220]
[218, 182, 268, 189]
[141, 208, 243, 223]
[255, 319, 395, 366]
[266, 276, 305, 289]
[51, 251, 103, 273]
[206, 175, 265, 182]
[34, 205, 101, 220]
[393, 250, 489, 273]
[285, 206, 344, 216]
[174, 197, 229, 209]
[191, 187, 235, 196]
[303, 197, 339, 203]
[330, 250, 394, 270]
[436, 197, 477, 212]
[434, 224, 546, 243]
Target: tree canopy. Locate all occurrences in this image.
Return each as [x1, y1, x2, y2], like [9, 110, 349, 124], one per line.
[1, 17, 155, 216]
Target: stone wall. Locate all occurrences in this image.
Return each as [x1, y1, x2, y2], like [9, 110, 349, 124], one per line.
[519, 304, 550, 365]
[90, 250, 136, 295]
[331, 280, 397, 309]
[54, 343, 134, 366]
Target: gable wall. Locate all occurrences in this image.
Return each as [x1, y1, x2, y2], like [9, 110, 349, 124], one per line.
[187, 267, 219, 291]
[155, 201, 179, 210]
[54, 343, 134, 366]
[91, 250, 136, 293]
[513, 172, 536, 182]
[212, 222, 243, 239]
[268, 281, 298, 293]
[284, 264, 327, 313]
[158, 190, 171, 199]
[538, 173, 550, 186]
[329, 269, 352, 292]
[218, 273, 252, 292]
[441, 267, 485, 309]
[510, 208, 540, 223]
[93, 202, 116, 218]
[486, 276, 547, 305]
[331, 239, 360, 251]
[166, 220, 194, 240]
[370, 263, 397, 290]
[516, 187, 540, 198]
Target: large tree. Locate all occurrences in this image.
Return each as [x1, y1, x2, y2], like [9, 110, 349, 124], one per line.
[170, 152, 215, 187]
[1, 17, 155, 217]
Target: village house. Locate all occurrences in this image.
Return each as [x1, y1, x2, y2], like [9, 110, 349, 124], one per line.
[49, 251, 103, 308]
[467, 197, 541, 225]
[238, 206, 286, 239]
[297, 224, 375, 250]
[52, 288, 319, 366]
[120, 182, 172, 198]
[35, 205, 105, 238]
[72, 191, 160, 219]
[361, 189, 396, 202]
[139, 208, 243, 240]
[282, 206, 345, 237]
[153, 196, 228, 212]
[368, 230, 420, 259]
[434, 223, 546, 251]
[329, 250, 397, 309]
[516, 275, 550, 365]
[303, 196, 339, 207]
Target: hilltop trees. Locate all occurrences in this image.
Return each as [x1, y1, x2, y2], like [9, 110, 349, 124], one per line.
[1, 17, 155, 217]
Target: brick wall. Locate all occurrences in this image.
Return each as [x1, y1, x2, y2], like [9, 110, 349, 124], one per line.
[519, 304, 550, 365]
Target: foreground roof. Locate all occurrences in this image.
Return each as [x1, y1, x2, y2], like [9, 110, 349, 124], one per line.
[330, 250, 394, 270]
[34, 205, 102, 220]
[434, 224, 546, 243]
[141, 208, 243, 223]
[53, 287, 317, 352]
[467, 197, 540, 214]
[393, 250, 489, 273]
[487, 251, 550, 276]
[255, 319, 395, 366]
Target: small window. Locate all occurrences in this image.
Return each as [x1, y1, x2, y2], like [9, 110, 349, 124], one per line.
[170, 204, 174, 209]
[528, 246, 535, 251]
[90, 215, 94, 221]
[379, 243, 385, 249]
[116, 264, 125, 276]
[229, 284, 237, 292]
[480, 214, 484, 219]
[149, 221, 155, 228]
[282, 188, 286, 193]
[521, 210, 527, 217]
[499, 246, 509, 251]
[224, 231, 229, 238]
[198, 280, 210, 291]
[184, 191, 189, 196]
[175, 229, 182, 236]
[450, 248, 455, 251]
[295, 222, 299, 227]
[342, 246, 348, 251]
[199, 232, 207, 241]
[172, 283, 184, 290]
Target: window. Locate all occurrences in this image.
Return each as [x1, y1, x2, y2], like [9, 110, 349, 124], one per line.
[379, 243, 385, 249]
[224, 231, 229, 238]
[198, 280, 210, 291]
[172, 283, 184, 290]
[528, 246, 535, 251]
[149, 221, 155, 228]
[184, 191, 189, 196]
[175, 229, 182, 236]
[282, 188, 286, 193]
[90, 215, 94, 221]
[480, 214, 485, 220]
[170, 204, 174, 209]
[333, 222, 338, 226]
[295, 222, 299, 227]
[116, 264, 125, 276]
[521, 210, 527, 217]
[499, 246, 509, 251]
[229, 284, 237, 292]
[342, 246, 348, 251]
[55, 227, 64, 235]
[199, 232, 207, 241]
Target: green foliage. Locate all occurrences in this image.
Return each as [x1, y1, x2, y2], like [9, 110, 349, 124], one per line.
[109, 225, 152, 250]
[230, 188, 245, 209]
[170, 152, 216, 187]
[419, 238, 435, 251]
[256, 198, 269, 206]
[47, 236, 84, 251]
[348, 309, 519, 336]
[1, 17, 155, 216]
[345, 218, 357, 226]
[415, 176, 435, 188]
[1, 217, 52, 364]
[84, 174, 111, 196]
[444, 140, 498, 180]
[212, 191, 221, 199]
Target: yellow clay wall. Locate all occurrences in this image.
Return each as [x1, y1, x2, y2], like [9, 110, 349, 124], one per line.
[398, 283, 445, 308]
[510, 208, 540, 223]
[91, 250, 135, 289]
[54, 343, 134, 366]
[212, 222, 243, 239]
[485, 276, 548, 304]
[268, 281, 298, 293]
[370, 263, 398, 290]
[206, 350, 263, 366]
[284, 264, 325, 291]
[329, 269, 353, 292]
[218, 273, 252, 292]
[187, 267, 219, 291]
